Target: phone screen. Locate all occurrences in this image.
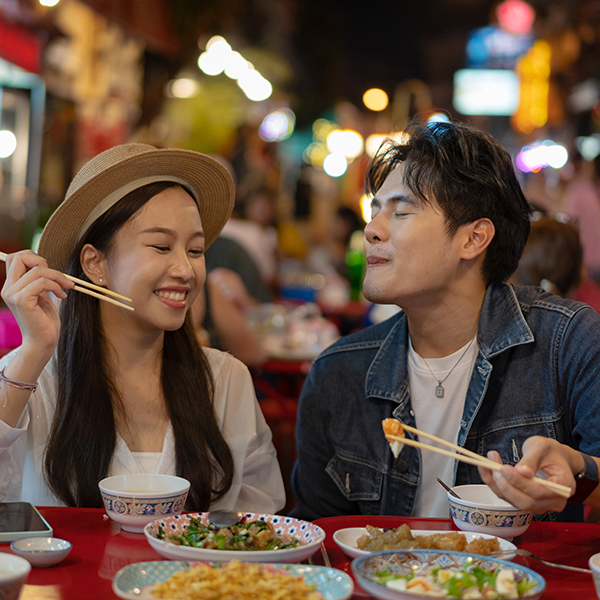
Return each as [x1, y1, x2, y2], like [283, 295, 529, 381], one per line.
[0, 502, 52, 533]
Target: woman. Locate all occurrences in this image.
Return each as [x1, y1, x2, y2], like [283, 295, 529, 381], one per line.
[0, 143, 285, 512]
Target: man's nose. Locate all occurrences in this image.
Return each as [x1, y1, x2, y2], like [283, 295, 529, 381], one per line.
[364, 212, 387, 244]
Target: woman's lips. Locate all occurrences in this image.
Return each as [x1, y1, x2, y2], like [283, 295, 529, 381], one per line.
[154, 289, 187, 309]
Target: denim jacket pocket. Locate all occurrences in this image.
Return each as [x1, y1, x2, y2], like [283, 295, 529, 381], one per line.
[326, 452, 383, 503]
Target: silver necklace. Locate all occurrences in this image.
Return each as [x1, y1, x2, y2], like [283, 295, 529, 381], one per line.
[421, 338, 475, 398]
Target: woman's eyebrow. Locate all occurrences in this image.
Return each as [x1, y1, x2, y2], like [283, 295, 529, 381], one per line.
[140, 227, 205, 239]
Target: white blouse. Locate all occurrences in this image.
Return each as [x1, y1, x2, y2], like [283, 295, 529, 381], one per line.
[0, 347, 285, 513]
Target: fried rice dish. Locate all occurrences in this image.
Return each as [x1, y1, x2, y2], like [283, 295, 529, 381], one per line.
[150, 560, 324, 600]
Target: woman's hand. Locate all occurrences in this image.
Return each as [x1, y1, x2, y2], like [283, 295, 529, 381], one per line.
[1, 250, 73, 357]
[477, 436, 580, 514]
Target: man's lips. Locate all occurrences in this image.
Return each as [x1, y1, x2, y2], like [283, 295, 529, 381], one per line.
[366, 255, 390, 266]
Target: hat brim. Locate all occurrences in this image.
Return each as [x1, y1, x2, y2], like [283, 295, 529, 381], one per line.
[38, 147, 234, 272]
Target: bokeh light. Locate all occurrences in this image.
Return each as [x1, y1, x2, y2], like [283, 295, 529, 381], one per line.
[224, 51, 250, 79]
[39, 0, 60, 6]
[360, 193, 372, 223]
[496, 0, 535, 35]
[259, 108, 296, 142]
[516, 141, 568, 173]
[0, 131, 17, 158]
[323, 153, 348, 177]
[363, 88, 389, 111]
[237, 69, 272, 101]
[326, 129, 363, 159]
[167, 78, 199, 98]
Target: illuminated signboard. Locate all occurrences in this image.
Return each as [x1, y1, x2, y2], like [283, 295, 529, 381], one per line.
[453, 69, 520, 116]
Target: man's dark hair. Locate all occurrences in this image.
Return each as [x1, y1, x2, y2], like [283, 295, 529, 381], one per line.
[365, 120, 531, 284]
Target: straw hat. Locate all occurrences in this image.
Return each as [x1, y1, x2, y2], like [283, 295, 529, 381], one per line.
[38, 143, 235, 272]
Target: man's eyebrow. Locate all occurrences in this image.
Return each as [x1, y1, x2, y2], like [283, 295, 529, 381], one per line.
[140, 227, 205, 239]
[371, 193, 418, 208]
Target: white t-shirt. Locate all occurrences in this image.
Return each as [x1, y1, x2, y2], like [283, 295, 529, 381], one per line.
[0, 347, 285, 513]
[409, 336, 478, 518]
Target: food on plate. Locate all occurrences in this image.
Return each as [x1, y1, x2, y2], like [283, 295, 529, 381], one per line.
[374, 563, 537, 598]
[150, 560, 323, 599]
[382, 418, 405, 458]
[156, 515, 301, 551]
[357, 524, 501, 555]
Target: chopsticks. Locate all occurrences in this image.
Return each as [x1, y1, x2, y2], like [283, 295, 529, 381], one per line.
[0, 252, 134, 311]
[385, 420, 572, 499]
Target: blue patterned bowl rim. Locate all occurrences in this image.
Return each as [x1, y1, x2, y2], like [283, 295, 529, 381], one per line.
[351, 549, 546, 597]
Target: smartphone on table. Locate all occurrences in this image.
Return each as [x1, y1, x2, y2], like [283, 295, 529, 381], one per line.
[0, 502, 53, 542]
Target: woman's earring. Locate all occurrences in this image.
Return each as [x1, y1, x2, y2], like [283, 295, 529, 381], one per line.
[99, 278, 103, 283]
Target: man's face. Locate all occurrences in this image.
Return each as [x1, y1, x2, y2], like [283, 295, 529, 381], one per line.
[363, 163, 467, 309]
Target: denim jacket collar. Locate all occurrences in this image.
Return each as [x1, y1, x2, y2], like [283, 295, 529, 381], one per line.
[365, 283, 535, 403]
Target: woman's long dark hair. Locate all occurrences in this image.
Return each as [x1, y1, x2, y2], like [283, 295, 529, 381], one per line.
[44, 182, 234, 509]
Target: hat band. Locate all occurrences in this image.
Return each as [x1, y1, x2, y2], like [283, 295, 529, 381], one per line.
[76, 175, 199, 244]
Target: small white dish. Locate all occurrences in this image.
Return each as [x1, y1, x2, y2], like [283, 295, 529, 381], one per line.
[10, 537, 72, 567]
[333, 527, 517, 559]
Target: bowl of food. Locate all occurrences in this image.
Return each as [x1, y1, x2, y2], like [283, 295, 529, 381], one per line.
[448, 484, 533, 540]
[333, 523, 516, 559]
[98, 474, 190, 533]
[0, 553, 31, 599]
[113, 560, 354, 600]
[351, 549, 545, 600]
[10, 537, 72, 567]
[590, 552, 600, 599]
[144, 512, 326, 563]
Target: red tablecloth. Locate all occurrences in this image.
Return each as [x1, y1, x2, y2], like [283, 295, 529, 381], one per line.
[1, 508, 598, 599]
[312, 515, 600, 599]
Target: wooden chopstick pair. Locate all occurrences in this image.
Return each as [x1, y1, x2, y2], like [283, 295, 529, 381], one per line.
[0, 252, 134, 311]
[386, 421, 572, 499]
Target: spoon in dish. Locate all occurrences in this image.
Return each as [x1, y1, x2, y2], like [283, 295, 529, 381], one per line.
[436, 477, 462, 498]
[207, 509, 243, 529]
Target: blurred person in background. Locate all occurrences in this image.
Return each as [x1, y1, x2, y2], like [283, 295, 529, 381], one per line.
[561, 152, 600, 284]
[190, 268, 268, 368]
[220, 186, 279, 289]
[511, 216, 600, 312]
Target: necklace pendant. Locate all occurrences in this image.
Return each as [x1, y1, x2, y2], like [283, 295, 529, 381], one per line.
[435, 383, 445, 398]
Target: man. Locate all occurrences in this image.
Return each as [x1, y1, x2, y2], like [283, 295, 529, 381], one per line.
[290, 121, 600, 522]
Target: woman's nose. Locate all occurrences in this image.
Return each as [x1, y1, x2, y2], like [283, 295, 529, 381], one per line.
[168, 258, 194, 280]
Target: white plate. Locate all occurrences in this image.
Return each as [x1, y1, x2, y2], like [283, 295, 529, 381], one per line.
[144, 512, 325, 563]
[333, 527, 516, 559]
[113, 561, 354, 600]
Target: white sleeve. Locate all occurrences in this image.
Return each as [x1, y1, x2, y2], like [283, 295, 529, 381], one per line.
[209, 350, 286, 514]
[0, 350, 31, 501]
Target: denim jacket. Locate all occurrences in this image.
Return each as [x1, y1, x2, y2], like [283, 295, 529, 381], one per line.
[290, 283, 600, 522]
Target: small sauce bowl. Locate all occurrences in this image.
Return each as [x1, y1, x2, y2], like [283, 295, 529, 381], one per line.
[10, 537, 72, 567]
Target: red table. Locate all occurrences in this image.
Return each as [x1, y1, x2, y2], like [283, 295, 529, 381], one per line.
[312, 515, 600, 599]
[1, 508, 598, 599]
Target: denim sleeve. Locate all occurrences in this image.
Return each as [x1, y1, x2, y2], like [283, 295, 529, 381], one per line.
[558, 305, 600, 455]
[289, 360, 360, 520]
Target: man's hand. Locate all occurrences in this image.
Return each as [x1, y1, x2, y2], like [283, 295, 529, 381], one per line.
[477, 436, 580, 514]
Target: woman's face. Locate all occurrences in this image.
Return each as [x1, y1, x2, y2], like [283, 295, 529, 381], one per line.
[101, 187, 206, 333]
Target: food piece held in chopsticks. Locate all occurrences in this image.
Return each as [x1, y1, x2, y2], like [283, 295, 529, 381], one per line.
[382, 418, 405, 458]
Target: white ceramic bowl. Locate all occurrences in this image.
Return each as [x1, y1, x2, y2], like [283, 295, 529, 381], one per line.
[0, 553, 31, 598]
[448, 484, 533, 540]
[589, 552, 600, 599]
[98, 474, 190, 533]
[10, 537, 72, 567]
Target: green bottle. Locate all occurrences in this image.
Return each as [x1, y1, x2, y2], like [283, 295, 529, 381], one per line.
[346, 230, 366, 301]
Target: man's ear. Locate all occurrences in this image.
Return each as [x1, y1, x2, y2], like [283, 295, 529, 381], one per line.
[460, 218, 495, 260]
[80, 244, 106, 285]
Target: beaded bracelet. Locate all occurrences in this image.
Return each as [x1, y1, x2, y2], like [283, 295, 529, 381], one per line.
[0, 366, 38, 392]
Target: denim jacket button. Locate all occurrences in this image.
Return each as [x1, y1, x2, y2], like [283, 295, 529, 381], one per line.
[396, 460, 409, 473]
